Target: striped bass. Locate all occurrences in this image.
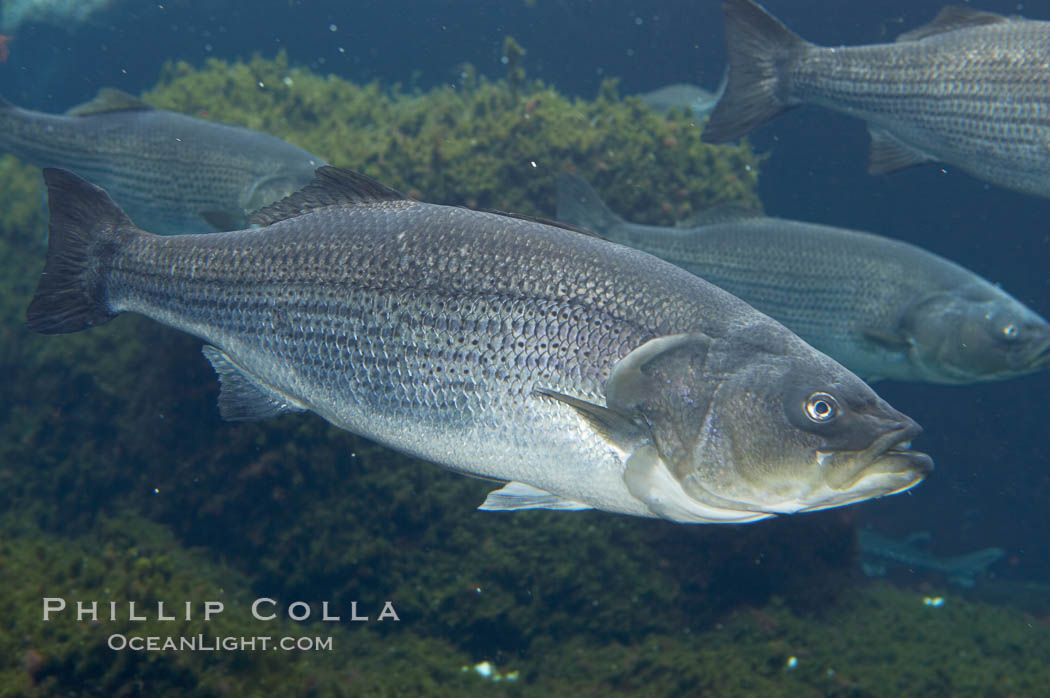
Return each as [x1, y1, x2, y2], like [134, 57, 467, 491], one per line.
[0, 88, 325, 234]
[557, 173, 1050, 384]
[702, 0, 1050, 198]
[24, 167, 932, 524]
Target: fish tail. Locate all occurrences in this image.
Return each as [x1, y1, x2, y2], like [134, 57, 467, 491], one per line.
[702, 0, 812, 143]
[943, 548, 1006, 577]
[556, 173, 623, 236]
[0, 95, 14, 145]
[26, 168, 137, 334]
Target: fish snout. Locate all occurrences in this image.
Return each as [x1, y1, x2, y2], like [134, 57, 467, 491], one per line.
[823, 415, 931, 492]
[873, 420, 934, 481]
[1018, 326, 1050, 370]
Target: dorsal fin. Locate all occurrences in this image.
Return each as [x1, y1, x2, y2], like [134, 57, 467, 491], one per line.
[479, 208, 603, 238]
[897, 7, 1010, 42]
[676, 203, 763, 228]
[66, 88, 153, 116]
[249, 166, 408, 226]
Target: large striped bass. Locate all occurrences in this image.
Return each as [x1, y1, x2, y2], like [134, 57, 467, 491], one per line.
[557, 173, 1050, 384]
[0, 88, 325, 234]
[24, 167, 931, 524]
[702, 0, 1050, 198]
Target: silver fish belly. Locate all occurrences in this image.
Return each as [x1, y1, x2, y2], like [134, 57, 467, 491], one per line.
[26, 167, 932, 523]
[703, 0, 1050, 198]
[0, 88, 325, 234]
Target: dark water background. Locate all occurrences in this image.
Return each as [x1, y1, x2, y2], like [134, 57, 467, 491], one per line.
[2, 0, 1049, 681]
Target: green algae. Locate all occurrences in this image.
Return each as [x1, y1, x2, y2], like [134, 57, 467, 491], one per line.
[0, 512, 481, 697]
[2, 504, 1045, 696]
[141, 51, 761, 223]
[525, 581, 1050, 697]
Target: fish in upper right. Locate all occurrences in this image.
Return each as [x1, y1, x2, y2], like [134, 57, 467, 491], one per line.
[558, 173, 1050, 384]
[702, 0, 1050, 199]
[0, 88, 326, 234]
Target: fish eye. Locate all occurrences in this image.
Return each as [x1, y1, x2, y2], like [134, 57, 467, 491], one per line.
[1001, 323, 1020, 342]
[804, 392, 838, 423]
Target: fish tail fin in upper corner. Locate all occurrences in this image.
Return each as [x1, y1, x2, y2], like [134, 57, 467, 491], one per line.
[701, 0, 813, 143]
[555, 172, 623, 237]
[25, 168, 138, 334]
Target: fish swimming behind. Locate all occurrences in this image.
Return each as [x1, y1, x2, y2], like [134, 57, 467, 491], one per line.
[26, 167, 932, 524]
[859, 529, 1005, 588]
[703, 0, 1050, 199]
[637, 79, 726, 120]
[0, 88, 326, 234]
[557, 173, 1050, 384]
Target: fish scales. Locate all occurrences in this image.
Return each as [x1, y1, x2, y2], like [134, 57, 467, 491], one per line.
[106, 201, 737, 510]
[0, 90, 324, 233]
[557, 173, 1050, 384]
[28, 167, 933, 522]
[604, 219, 933, 378]
[704, 0, 1050, 198]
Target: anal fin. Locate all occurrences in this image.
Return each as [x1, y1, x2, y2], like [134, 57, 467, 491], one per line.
[478, 481, 593, 512]
[200, 209, 244, 232]
[202, 345, 305, 421]
[868, 128, 936, 175]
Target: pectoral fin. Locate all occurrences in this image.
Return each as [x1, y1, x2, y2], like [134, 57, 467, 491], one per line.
[623, 445, 771, 523]
[534, 386, 643, 447]
[862, 327, 913, 352]
[478, 481, 593, 512]
[202, 345, 306, 421]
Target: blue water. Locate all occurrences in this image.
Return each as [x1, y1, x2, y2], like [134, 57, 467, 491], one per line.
[3, 0, 1050, 693]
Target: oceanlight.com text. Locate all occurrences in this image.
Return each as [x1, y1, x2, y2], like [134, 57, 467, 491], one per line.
[107, 634, 334, 652]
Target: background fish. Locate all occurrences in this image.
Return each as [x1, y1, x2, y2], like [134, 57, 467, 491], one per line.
[558, 173, 1050, 384]
[0, 88, 326, 234]
[25, 167, 931, 524]
[637, 79, 725, 120]
[702, 0, 1050, 199]
[859, 529, 1005, 588]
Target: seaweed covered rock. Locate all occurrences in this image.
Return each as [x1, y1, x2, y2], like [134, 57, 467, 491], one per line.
[143, 51, 761, 223]
[0, 513, 476, 696]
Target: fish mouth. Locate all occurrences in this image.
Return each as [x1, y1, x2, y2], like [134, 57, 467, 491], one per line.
[1018, 331, 1050, 371]
[684, 421, 933, 518]
[796, 422, 933, 513]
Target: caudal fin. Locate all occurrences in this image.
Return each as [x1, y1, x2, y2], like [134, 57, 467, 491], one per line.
[555, 173, 623, 237]
[26, 168, 136, 334]
[943, 547, 1006, 588]
[701, 0, 812, 143]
